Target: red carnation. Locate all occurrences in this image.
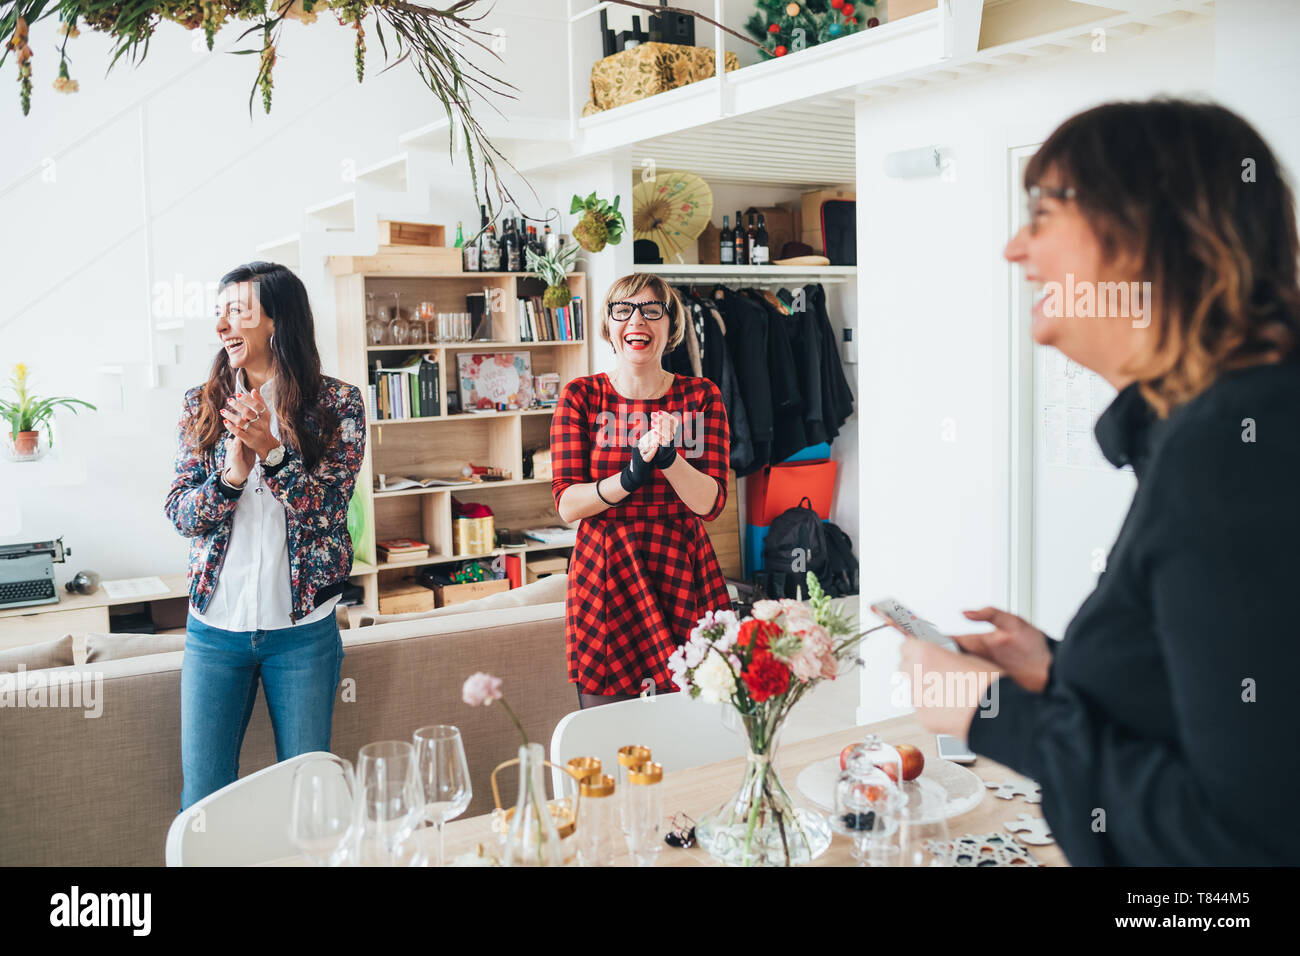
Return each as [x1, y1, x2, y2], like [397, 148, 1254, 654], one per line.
[737, 618, 780, 652]
[744, 652, 791, 702]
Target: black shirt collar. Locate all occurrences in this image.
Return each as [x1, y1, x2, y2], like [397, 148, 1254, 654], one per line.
[1094, 381, 1159, 476]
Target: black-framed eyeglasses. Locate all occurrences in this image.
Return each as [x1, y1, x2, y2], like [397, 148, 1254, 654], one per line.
[1026, 185, 1078, 233]
[608, 300, 667, 322]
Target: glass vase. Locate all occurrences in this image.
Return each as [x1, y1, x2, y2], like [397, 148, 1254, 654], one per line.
[501, 743, 565, 867]
[696, 723, 832, 867]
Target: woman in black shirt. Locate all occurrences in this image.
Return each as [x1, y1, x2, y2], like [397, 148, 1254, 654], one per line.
[906, 99, 1300, 865]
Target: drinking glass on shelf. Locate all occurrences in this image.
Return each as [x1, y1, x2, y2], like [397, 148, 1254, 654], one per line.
[461, 311, 473, 342]
[365, 293, 384, 345]
[356, 740, 425, 866]
[622, 761, 664, 867]
[288, 754, 357, 866]
[412, 725, 473, 867]
[437, 313, 449, 344]
[376, 307, 392, 345]
[417, 301, 436, 344]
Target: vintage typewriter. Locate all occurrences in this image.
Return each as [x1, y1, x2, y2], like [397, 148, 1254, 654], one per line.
[0, 537, 69, 610]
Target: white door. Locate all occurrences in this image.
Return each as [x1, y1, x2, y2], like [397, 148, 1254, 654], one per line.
[1007, 145, 1137, 640]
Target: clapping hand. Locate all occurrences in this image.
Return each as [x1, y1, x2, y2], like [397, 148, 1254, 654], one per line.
[637, 410, 679, 467]
[220, 387, 277, 459]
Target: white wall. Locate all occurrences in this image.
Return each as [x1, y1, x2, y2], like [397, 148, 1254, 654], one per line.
[0, 2, 577, 571]
[853, 18, 1220, 723]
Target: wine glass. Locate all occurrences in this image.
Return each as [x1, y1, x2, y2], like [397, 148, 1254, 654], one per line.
[412, 725, 473, 867]
[417, 301, 435, 344]
[288, 754, 357, 866]
[356, 741, 425, 866]
[365, 293, 384, 346]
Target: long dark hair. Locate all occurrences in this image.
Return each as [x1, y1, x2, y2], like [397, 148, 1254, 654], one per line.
[186, 261, 337, 471]
[1025, 98, 1300, 416]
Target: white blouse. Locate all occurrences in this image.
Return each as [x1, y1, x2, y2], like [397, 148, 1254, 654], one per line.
[190, 369, 341, 631]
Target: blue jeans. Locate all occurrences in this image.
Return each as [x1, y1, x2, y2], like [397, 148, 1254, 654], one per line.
[180, 610, 344, 810]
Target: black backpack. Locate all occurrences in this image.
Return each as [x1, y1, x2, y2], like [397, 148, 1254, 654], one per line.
[755, 496, 859, 600]
[759, 497, 829, 600]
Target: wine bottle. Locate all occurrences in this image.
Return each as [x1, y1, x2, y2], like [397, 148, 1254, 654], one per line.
[719, 215, 734, 265]
[454, 221, 464, 248]
[745, 212, 757, 265]
[752, 213, 770, 266]
[482, 222, 501, 272]
[733, 209, 747, 265]
[475, 205, 490, 272]
[527, 226, 543, 260]
[503, 214, 521, 272]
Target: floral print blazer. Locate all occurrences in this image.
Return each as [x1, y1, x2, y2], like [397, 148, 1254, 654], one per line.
[163, 376, 367, 623]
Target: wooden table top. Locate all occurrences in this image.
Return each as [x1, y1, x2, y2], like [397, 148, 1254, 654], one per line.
[267, 714, 1066, 867]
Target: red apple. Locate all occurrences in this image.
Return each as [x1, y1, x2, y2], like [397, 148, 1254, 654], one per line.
[876, 743, 925, 782]
[839, 743, 858, 771]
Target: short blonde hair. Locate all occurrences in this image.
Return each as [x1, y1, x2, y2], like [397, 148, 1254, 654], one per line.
[599, 273, 687, 352]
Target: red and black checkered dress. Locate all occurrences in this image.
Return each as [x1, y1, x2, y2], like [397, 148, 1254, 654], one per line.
[550, 372, 732, 696]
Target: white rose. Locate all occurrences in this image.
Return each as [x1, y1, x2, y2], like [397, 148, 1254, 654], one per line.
[752, 600, 782, 622]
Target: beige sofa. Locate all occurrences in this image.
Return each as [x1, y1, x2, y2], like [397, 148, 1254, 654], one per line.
[0, 590, 575, 866]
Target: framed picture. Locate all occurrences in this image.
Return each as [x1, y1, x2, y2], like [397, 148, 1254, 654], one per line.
[456, 352, 534, 411]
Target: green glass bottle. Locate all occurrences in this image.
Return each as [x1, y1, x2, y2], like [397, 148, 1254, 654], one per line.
[454, 220, 465, 248]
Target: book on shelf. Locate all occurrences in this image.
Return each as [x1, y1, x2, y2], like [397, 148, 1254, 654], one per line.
[371, 354, 440, 421]
[523, 526, 578, 546]
[377, 537, 430, 560]
[518, 295, 585, 343]
[377, 475, 475, 492]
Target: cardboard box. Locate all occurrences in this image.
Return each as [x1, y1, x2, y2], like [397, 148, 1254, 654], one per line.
[801, 188, 855, 254]
[526, 556, 570, 584]
[378, 582, 436, 615]
[435, 578, 511, 607]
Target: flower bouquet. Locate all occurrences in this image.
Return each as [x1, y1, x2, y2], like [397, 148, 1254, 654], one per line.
[668, 572, 883, 866]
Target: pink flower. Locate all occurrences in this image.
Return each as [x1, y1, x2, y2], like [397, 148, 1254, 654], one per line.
[790, 625, 836, 683]
[751, 600, 783, 622]
[462, 672, 503, 706]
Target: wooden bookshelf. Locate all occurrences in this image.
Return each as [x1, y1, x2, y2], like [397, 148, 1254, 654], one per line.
[333, 256, 589, 613]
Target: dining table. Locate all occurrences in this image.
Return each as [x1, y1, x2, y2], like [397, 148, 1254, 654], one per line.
[266, 713, 1067, 867]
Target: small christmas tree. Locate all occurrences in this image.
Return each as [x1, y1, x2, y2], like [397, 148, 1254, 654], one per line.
[745, 0, 882, 58]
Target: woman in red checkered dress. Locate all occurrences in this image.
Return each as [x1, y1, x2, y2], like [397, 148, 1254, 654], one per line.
[550, 273, 732, 709]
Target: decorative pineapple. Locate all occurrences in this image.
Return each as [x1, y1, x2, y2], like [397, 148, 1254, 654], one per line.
[570, 192, 625, 253]
[526, 244, 580, 309]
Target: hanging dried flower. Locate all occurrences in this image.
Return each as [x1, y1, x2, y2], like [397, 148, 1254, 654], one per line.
[58, 18, 80, 39]
[53, 59, 78, 94]
[258, 36, 276, 113]
[9, 16, 32, 115]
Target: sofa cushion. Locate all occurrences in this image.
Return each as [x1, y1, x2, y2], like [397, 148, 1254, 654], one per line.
[84, 632, 187, 663]
[0, 634, 76, 673]
[357, 573, 568, 627]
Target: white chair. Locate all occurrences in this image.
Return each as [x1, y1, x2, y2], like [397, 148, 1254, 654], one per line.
[165, 751, 337, 866]
[549, 693, 745, 796]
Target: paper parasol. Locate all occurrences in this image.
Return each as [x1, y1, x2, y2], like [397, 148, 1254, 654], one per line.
[632, 172, 714, 260]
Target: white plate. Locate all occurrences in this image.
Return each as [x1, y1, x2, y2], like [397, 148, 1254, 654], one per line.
[796, 755, 985, 825]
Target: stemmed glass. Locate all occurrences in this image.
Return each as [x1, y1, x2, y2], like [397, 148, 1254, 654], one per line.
[288, 754, 357, 866]
[417, 301, 435, 344]
[356, 741, 425, 866]
[412, 725, 473, 867]
[365, 293, 384, 346]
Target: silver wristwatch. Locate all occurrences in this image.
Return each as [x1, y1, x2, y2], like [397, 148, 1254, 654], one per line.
[263, 444, 286, 468]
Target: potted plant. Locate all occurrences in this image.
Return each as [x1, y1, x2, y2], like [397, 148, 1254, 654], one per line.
[570, 192, 625, 253]
[0, 363, 96, 458]
[525, 243, 580, 309]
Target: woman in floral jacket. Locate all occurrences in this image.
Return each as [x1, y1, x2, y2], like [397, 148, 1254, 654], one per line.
[164, 261, 365, 810]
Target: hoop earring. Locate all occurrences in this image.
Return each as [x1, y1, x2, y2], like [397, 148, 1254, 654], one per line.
[269, 333, 276, 352]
